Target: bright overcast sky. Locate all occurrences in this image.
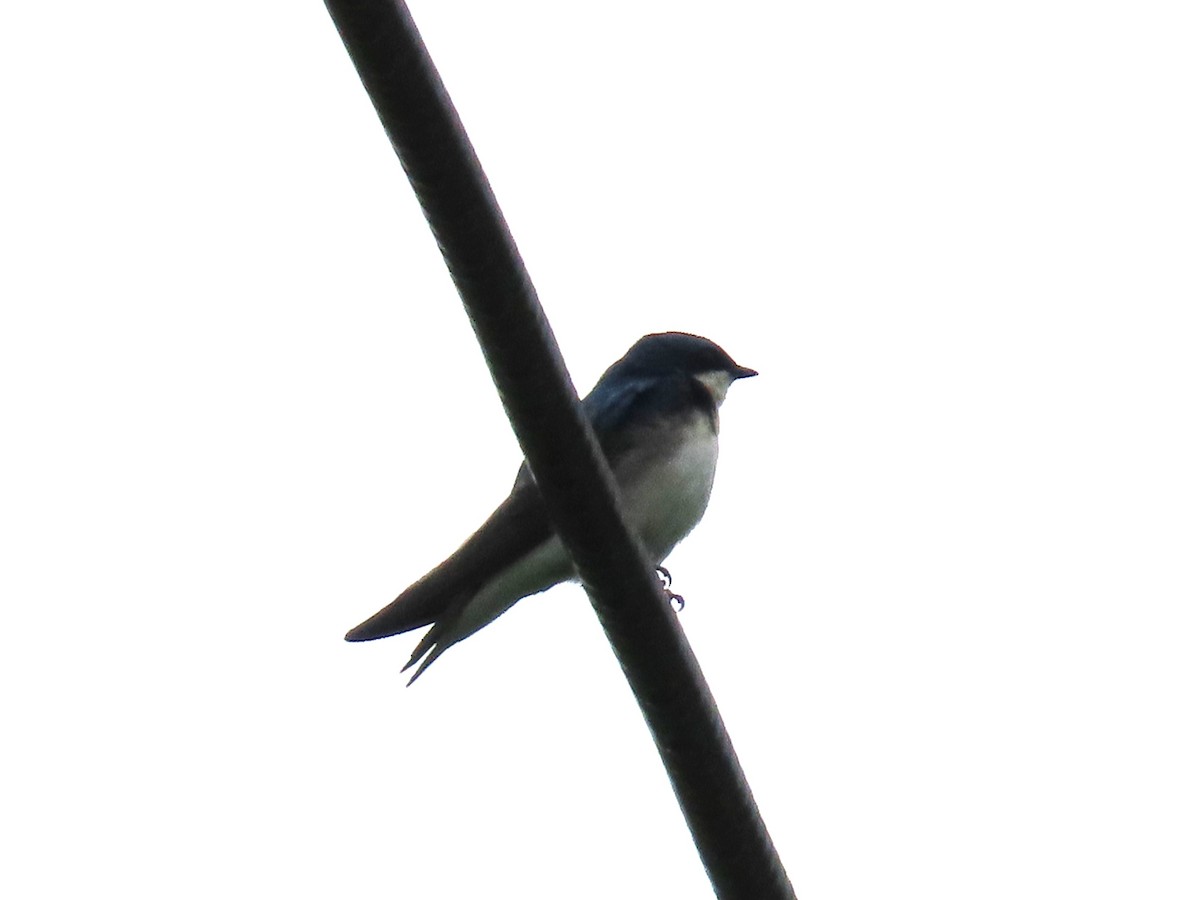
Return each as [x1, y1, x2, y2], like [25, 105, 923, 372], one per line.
[2, 2, 1198, 898]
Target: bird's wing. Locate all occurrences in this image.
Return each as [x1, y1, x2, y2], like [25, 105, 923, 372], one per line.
[346, 376, 669, 644]
[344, 474, 553, 642]
[583, 376, 664, 455]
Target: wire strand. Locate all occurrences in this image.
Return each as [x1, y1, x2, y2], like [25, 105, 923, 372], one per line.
[323, 3, 796, 895]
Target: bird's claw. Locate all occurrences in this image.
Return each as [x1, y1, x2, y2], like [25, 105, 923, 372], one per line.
[656, 566, 685, 612]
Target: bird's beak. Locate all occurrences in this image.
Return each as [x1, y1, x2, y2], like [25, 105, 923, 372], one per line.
[732, 365, 758, 380]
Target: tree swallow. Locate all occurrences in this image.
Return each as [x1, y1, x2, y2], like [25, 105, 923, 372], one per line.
[345, 332, 757, 683]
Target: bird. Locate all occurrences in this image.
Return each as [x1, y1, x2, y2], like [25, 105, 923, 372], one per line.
[345, 332, 757, 683]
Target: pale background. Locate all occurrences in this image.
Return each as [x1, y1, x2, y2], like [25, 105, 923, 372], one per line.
[2, 2, 1197, 897]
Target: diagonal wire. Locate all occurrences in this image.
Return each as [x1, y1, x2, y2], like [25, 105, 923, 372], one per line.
[322, 2, 796, 896]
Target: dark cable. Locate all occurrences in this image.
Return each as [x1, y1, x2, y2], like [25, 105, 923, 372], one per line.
[323, 2, 796, 896]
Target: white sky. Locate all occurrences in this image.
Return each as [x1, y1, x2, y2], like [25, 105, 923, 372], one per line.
[2, 2, 1198, 897]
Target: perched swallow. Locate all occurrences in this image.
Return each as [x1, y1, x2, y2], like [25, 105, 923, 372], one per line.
[345, 332, 756, 683]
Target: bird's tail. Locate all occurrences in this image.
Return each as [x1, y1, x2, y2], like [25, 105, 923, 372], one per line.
[344, 571, 467, 643]
[400, 625, 452, 686]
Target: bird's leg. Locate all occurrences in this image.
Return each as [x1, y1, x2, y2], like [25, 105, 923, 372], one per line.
[656, 566, 685, 612]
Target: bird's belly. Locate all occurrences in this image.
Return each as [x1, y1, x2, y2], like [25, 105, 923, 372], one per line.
[617, 416, 719, 562]
[452, 535, 574, 644]
[449, 416, 717, 645]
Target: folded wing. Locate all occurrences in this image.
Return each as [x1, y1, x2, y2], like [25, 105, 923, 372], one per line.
[344, 471, 553, 642]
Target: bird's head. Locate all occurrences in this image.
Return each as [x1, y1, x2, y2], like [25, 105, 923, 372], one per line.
[617, 332, 757, 406]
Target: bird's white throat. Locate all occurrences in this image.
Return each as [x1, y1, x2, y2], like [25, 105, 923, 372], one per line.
[694, 369, 736, 407]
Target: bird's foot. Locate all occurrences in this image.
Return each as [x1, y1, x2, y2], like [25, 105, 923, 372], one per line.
[656, 566, 685, 612]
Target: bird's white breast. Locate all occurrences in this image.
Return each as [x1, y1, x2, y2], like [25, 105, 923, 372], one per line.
[446, 408, 719, 648]
[617, 412, 719, 563]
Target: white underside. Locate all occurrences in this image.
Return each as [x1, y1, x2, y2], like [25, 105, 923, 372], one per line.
[447, 408, 720, 647]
